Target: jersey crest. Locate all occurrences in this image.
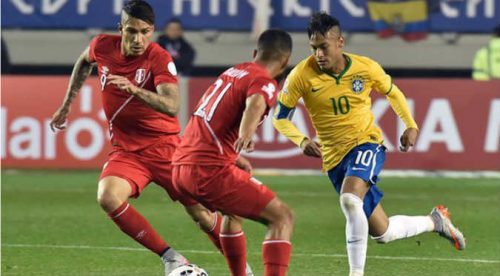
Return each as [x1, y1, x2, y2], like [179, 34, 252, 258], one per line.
[351, 75, 364, 94]
[135, 68, 147, 84]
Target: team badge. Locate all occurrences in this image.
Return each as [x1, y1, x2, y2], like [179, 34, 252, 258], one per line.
[135, 68, 146, 83]
[351, 75, 364, 94]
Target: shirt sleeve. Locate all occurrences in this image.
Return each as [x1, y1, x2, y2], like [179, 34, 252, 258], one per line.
[247, 77, 278, 108]
[151, 48, 178, 86]
[272, 68, 308, 146]
[88, 34, 105, 63]
[277, 68, 304, 109]
[371, 60, 393, 95]
[385, 85, 418, 130]
[371, 59, 418, 129]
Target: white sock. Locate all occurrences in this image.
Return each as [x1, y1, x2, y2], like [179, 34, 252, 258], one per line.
[372, 215, 435, 243]
[340, 193, 368, 275]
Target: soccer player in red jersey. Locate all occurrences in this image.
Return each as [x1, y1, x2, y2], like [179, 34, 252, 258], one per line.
[172, 29, 295, 276]
[49, 1, 227, 274]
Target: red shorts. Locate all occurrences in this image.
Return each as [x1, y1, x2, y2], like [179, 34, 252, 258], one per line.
[172, 164, 276, 219]
[100, 136, 196, 206]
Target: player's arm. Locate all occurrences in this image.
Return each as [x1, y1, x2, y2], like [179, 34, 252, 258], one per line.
[108, 49, 181, 117]
[234, 93, 267, 153]
[273, 102, 322, 158]
[272, 72, 322, 158]
[50, 46, 94, 131]
[107, 75, 180, 117]
[138, 83, 180, 116]
[373, 62, 418, 152]
[386, 86, 419, 152]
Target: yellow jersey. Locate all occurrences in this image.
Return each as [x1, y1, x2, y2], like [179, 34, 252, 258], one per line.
[274, 53, 417, 171]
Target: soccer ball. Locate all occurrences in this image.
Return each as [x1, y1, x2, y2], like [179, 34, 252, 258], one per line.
[168, 264, 208, 276]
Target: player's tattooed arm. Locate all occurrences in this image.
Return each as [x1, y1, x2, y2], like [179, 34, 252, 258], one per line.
[234, 94, 267, 153]
[50, 47, 93, 131]
[63, 47, 94, 108]
[106, 75, 180, 117]
[151, 83, 180, 116]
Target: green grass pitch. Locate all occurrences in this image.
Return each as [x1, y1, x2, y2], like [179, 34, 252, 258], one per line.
[2, 171, 499, 275]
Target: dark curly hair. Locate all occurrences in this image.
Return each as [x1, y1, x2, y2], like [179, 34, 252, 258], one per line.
[307, 12, 341, 39]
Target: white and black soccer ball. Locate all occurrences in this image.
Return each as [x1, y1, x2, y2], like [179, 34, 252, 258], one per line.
[168, 264, 208, 276]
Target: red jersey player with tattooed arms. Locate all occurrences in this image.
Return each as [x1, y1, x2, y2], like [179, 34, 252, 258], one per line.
[172, 29, 295, 276]
[49, 1, 247, 275]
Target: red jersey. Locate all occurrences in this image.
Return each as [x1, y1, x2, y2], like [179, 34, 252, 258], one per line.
[173, 62, 278, 165]
[89, 34, 180, 151]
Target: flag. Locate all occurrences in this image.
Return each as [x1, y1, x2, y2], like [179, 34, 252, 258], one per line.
[367, 0, 430, 41]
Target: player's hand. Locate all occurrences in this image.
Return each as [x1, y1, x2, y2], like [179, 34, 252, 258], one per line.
[399, 127, 419, 152]
[236, 156, 253, 174]
[234, 136, 255, 153]
[300, 138, 322, 158]
[107, 74, 139, 94]
[50, 105, 71, 132]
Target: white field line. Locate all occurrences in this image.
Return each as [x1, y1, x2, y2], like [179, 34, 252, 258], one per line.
[3, 243, 499, 264]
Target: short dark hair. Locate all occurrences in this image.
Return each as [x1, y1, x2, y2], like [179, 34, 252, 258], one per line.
[123, 0, 155, 25]
[307, 12, 341, 39]
[257, 29, 293, 61]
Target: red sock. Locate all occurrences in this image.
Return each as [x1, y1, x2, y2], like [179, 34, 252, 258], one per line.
[203, 213, 223, 253]
[263, 240, 292, 276]
[109, 202, 169, 256]
[220, 231, 247, 276]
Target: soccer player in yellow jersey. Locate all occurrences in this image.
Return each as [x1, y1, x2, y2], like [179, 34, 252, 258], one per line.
[273, 12, 466, 276]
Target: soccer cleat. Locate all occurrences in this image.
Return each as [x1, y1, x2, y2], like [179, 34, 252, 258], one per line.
[430, 205, 466, 250]
[245, 262, 254, 276]
[161, 248, 189, 276]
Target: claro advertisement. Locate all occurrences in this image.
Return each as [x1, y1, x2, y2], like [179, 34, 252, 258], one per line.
[2, 76, 499, 170]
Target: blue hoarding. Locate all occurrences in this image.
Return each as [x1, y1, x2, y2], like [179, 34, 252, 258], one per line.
[2, 0, 499, 32]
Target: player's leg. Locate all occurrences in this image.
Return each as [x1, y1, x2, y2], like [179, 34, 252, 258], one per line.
[217, 214, 248, 276]
[154, 157, 250, 274]
[148, 143, 226, 254]
[97, 176, 172, 257]
[173, 164, 251, 274]
[184, 204, 223, 252]
[183, 197, 253, 276]
[99, 153, 188, 275]
[339, 176, 371, 276]
[209, 197, 294, 276]
[369, 203, 434, 242]
[188, 164, 293, 276]
[369, 203, 466, 250]
[329, 143, 387, 276]
[257, 197, 294, 276]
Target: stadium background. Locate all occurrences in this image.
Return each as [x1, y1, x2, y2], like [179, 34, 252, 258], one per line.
[2, 1, 500, 275]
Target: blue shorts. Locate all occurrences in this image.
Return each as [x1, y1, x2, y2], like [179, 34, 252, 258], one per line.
[327, 143, 386, 218]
